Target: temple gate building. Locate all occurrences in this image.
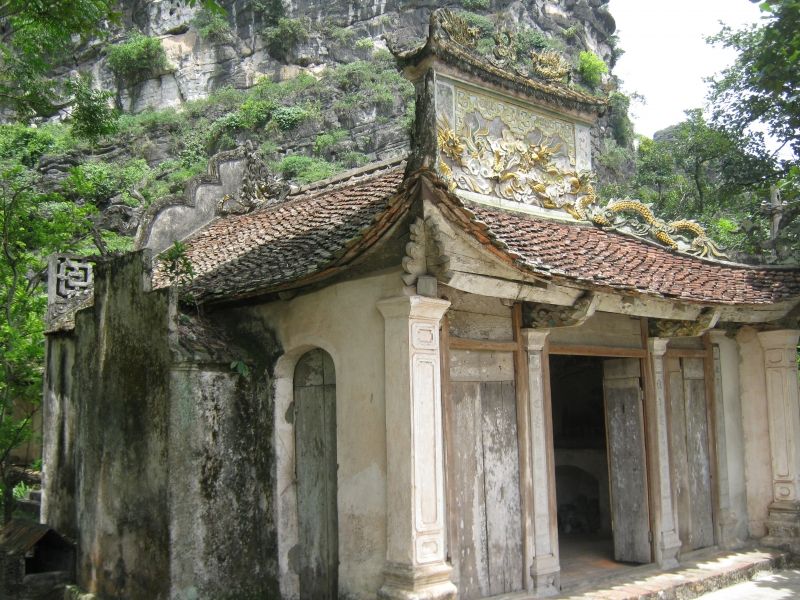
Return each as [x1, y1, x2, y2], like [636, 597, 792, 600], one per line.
[41, 10, 800, 600]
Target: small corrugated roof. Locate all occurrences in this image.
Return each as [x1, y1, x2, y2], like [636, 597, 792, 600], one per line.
[0, 520, 71, 555]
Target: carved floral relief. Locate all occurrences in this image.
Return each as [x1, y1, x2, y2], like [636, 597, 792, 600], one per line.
[435, 84, 728, 259]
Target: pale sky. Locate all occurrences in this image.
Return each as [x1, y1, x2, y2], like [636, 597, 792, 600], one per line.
[608, 0, 765, 138]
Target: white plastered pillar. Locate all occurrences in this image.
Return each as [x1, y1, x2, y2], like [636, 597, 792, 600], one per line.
[647, 338, 682, 567]
[707, 330, 749, 548]
[759, 329, 800, 552]
[377, 296, 456, 600]
[521, 329, 560, 596]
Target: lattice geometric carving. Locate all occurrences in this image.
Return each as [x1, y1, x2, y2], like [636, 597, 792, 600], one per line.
[50, 256, 93, 302]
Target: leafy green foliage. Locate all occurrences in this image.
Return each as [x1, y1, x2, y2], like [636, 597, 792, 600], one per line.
[0, 132, 98, 520]
[355, 37, 374, 51]
[314, 129, 348, 155]
[706, 1, 799, 258]
[607, 92, 633, 147]
[462, 0, 491, 10]
[274, 155, 340, 183]
[272, 106, 312, 130]
[263, 18, 309, 62]
[193, 7, 233, 43]
[68, 76, 119, 142]
[0, 0, 119, 118]
[514, 28, 552, 54]
[162, 241, 195, 289]
[107, 32, 170, 85]
[64, 160, 151, 206]
[12, 481, 30, 501]
[459, 11, 494, 36]
[577, 51, 607, 88]
[611, 110, 779, 257]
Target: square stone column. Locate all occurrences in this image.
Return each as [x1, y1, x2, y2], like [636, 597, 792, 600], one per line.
[377, 296, 456, 600]
[707, 330, 749, 548]
[647, 338, 682, 567]
[759, 330, 800, 552]
[521, 329, 560, 596]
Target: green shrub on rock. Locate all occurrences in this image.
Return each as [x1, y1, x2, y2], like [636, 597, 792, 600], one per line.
[272, 105, 311, 130]
[462, 0, 490, 9]
[107, 32, 170, 85]
[577, 50, 607, 88]
[275, 155, 340, 183]
[263, 18, 309, 62]
[193, 8, 233, 44]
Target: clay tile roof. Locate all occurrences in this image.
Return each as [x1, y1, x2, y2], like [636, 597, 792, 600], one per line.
[155, 159, 407, 302]
[460, 201, 800, 305]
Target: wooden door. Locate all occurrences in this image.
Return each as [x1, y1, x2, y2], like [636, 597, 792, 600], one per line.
[449, 350, 523, 599]
[603, 358, 651, 564]
[294, 349, 338, 600]
[667, 357, 714, 551]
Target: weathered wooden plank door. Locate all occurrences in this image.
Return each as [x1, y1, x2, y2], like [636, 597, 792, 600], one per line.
[667, 357, 714, 552]
[449, 350, 523, 599]
[294, 349, 338, 600]
[603, 358, 651, 564]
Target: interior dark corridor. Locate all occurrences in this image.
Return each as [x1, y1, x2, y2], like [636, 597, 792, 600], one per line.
[549, 355, 628, 587]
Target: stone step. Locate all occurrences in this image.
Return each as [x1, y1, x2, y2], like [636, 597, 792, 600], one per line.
[555, 546, 790, 600]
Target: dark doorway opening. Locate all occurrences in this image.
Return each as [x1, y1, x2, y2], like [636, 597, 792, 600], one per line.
[550, 355, 615, 585]
[550, 354, 651, 587]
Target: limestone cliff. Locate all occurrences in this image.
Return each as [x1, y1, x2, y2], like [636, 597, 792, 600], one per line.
[37, 0, 628, 249]
[69, 1, 618, 114]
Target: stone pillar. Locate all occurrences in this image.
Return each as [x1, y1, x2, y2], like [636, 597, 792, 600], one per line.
[377, 296, 456, 600]
[707, 330, 749, 548]
[521, 330, 560, 596]
[759, 330, 800, 552]
[647, 338, 682, 567]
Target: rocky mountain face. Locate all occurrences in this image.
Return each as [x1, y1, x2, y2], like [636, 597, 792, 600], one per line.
[39, 0, 626, 248]
[77, 0, 617, 113]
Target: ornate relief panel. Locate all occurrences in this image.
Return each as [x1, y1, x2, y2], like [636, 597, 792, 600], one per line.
[435, 77, 598, 220]
[433, 76, 727, 259]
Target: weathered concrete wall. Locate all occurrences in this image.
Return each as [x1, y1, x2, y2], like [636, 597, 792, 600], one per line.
[168, 365, 279, 600]
[736, 326, 774, 538]
[250, 269, 405, 599]
[42, 335, 79, 540]
[42, 252, 283, 599]
[69, 251, 173, 599]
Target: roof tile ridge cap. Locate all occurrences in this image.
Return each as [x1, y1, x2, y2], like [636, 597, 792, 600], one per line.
[290, 156, 408, 196]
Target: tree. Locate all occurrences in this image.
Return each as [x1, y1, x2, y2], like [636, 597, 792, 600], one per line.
[707, 0, 800, 259]
[0, 126, 96, 521]
[625, 110, 777, 257]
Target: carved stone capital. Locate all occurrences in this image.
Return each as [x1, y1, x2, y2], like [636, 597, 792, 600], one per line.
[523, 294, 598, 329]
[521, 328, 550, 353]
[758, 329, 800, 356]
[377, 295, 450, 322]
[648, 337, 670, 358]
[648, 308, 720, 338]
